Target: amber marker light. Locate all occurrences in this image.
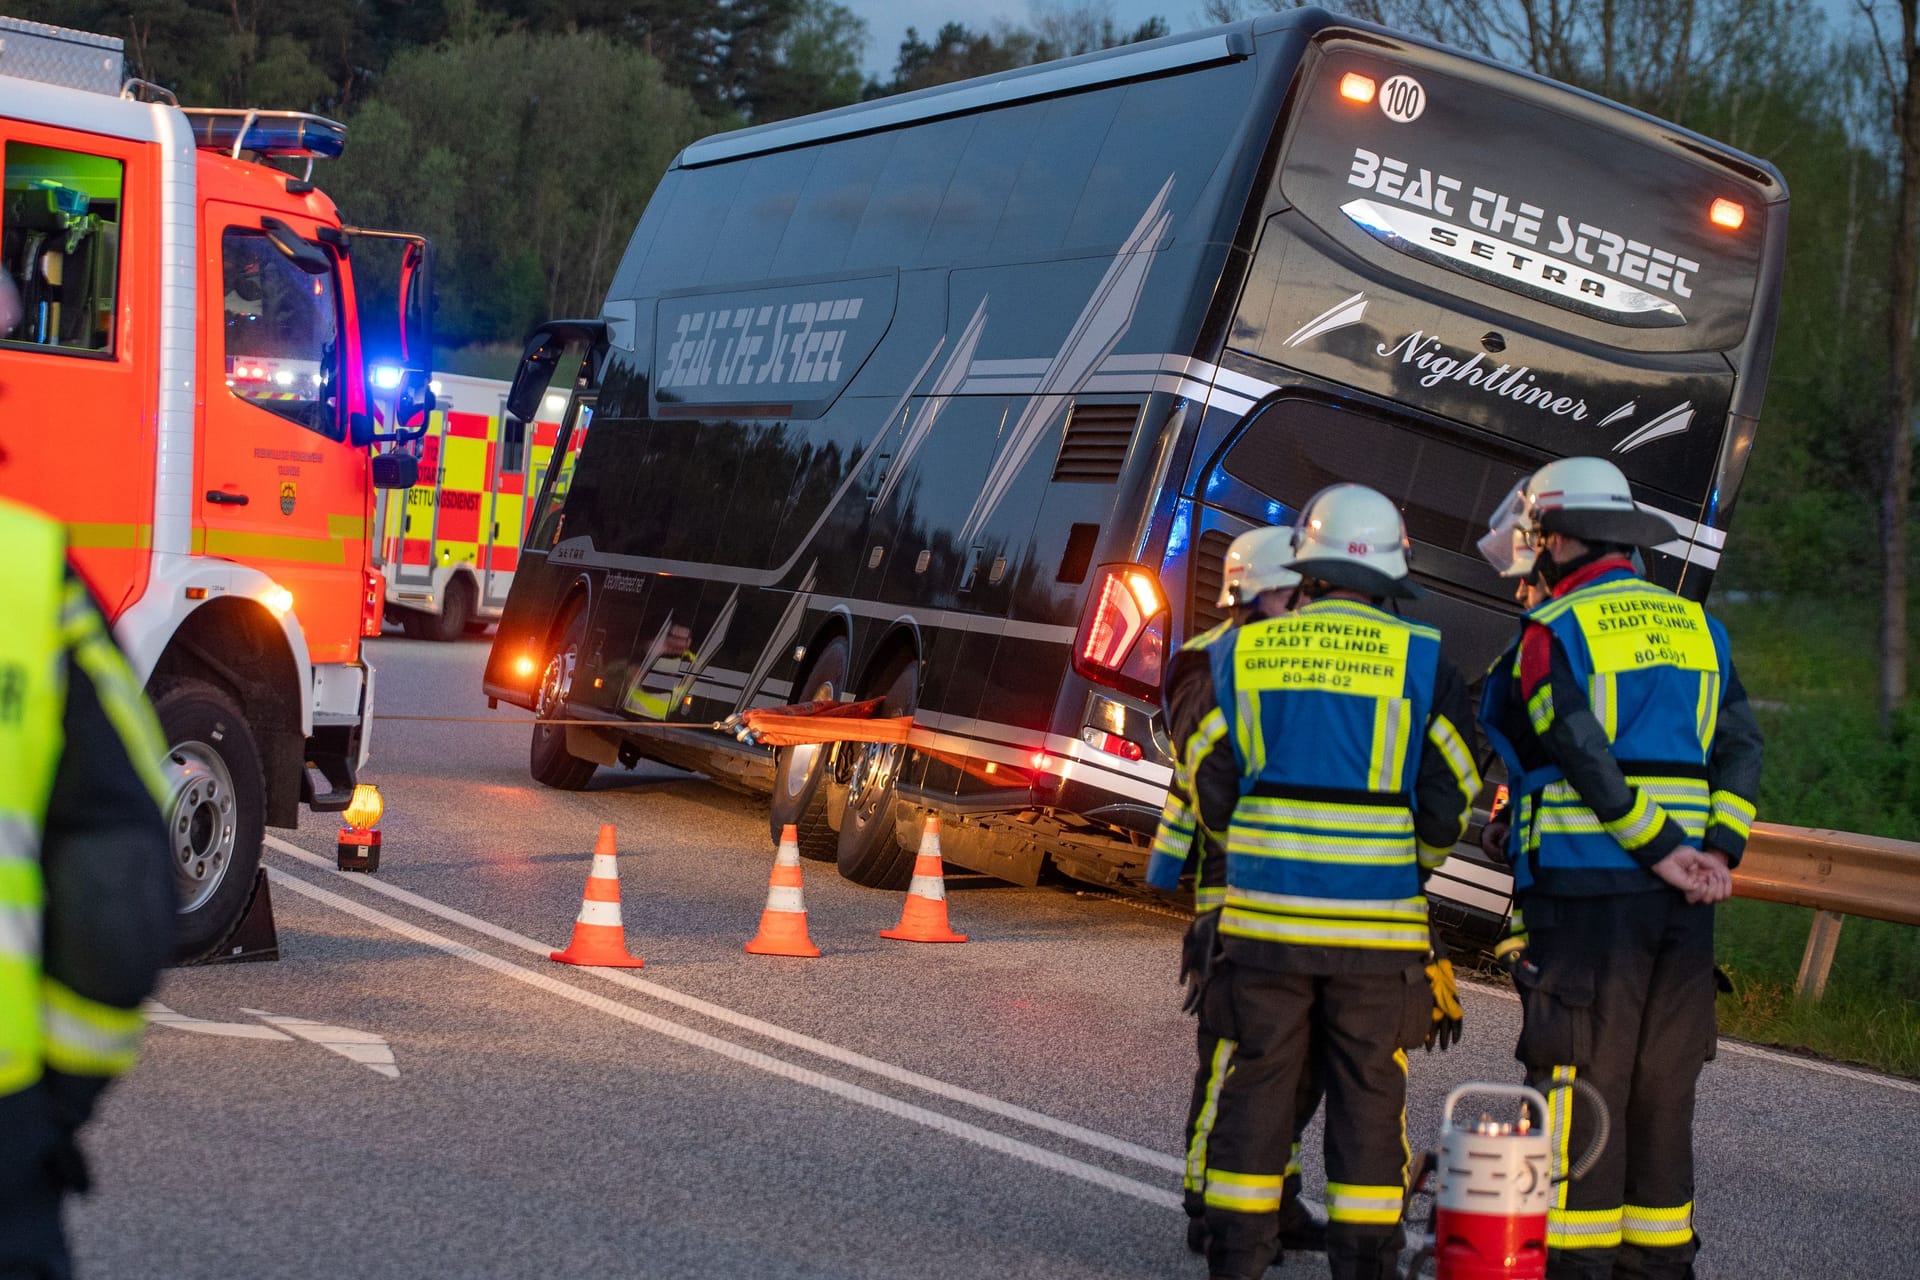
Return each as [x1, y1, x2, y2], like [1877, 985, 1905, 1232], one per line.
[513, 654, 538, 679]
[344, 784, 385, 831]
[1709, 198, 1745, 230]
[1339, 72, 1376, 104]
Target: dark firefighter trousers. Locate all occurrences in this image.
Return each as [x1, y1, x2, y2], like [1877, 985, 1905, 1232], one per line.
[1201, 957, 1430, 1279]
[1184, 1019, 1325, 1238]
[1516, 890, 1716, 1280]
[0, 1084, 87, 1280]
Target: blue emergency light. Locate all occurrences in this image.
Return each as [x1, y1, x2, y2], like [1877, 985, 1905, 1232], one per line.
[180, 109, 347, 159]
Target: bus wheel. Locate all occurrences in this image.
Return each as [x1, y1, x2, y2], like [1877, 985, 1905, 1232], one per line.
[530, 607, 597, 790]
[428, 575, 475, 642]
[835, 654, 919, 890]
[151, 677, 266, 962]
[768, 637, 849, 861]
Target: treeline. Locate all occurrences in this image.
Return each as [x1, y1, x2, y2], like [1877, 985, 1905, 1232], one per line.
[18, 0, 1920, 726]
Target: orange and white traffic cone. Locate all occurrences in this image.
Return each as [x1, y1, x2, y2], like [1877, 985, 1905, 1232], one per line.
[880, 816, 967, 944]
[745, 824, 821, 957]
[550, 824, 646, 968]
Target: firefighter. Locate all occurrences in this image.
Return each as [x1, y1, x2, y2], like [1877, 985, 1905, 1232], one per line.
[1474, 457, 1761, 1280]
[1188, 485, 1481, 1280]
[0, 496, 174, 1278]
[1147, 526, 1327, 1258]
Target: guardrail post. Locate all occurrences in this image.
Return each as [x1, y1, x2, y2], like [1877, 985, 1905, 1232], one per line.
[1794, 910, 1845, 1002]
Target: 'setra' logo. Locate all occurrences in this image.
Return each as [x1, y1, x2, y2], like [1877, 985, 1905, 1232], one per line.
[280, 482, 297, 516]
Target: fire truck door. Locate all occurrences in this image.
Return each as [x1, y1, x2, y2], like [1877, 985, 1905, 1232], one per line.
[388, 418, 441, 594]
[482, 397, 530, 611]
[195, 201, 367, 664]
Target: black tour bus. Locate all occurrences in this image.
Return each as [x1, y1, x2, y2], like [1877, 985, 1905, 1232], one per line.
[483, 8, 1786, 943]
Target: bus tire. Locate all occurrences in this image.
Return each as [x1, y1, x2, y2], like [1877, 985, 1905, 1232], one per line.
[151, 677, 267, 962]
[768, 637, 849, 861]
[530, 606, 597, 790]
[428, 575, 475, 642]
[835, 654, 919, 890]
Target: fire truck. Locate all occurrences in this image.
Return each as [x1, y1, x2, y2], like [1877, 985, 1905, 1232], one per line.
[0, 18, 433, 958]
[375, 371, 567, 640]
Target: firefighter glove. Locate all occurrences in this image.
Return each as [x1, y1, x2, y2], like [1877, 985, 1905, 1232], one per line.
[1426, 956, 1464, 1052]
[1179, 910, 1221, 1017]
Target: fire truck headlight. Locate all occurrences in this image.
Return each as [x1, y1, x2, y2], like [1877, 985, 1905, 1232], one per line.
[262, 585, 294, 618]
[372, 365, 403, 391]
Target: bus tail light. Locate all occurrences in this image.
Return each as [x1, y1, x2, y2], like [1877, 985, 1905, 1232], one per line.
[1709, 198, 1745, 230]
[1072, 565, 1169, 701]
[1339, 72, 1376, 104]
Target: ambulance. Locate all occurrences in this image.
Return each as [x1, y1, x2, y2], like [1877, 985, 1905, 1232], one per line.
[375, 371, 566, 640]
[0, 18, 433, 958]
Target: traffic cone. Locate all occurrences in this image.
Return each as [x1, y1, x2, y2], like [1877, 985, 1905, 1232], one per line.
[550, 825, 645, 968]
[880, 816, 967, 943]
[745, 825, 821, 957]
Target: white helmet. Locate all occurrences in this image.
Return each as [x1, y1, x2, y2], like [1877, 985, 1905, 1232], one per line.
[1286, 484, 1421, 600]
[1218, 526, 1300, 608]
[1478, 457, 1678, 579]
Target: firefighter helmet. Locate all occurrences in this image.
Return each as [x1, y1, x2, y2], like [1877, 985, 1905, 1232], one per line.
[1477, 457, 1678, 578]
[1286, 484, 1422, 600]
[1218, 526, 1300, 608]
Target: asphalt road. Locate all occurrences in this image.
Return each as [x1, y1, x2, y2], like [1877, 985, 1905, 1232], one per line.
[70, 636, 1920, 1278]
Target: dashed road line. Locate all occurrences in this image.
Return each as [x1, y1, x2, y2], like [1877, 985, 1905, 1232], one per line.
[263, 859, 1181, 1210]
[265, 834, 1182, 1174]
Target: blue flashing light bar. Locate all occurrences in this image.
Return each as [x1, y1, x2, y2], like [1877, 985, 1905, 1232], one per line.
[180, 109, 347, 159]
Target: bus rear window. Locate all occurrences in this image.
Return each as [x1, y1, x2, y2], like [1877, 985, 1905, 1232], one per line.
[1221, 398, 1532, 572]
[1280, 43, 1769, 351]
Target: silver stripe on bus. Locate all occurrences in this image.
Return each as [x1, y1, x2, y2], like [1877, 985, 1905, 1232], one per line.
[877, 300, 988, 511]
[915, 709, 1174, 789]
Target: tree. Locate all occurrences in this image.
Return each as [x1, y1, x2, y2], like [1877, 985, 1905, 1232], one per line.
[1031, 0, 1170, 56]
[328, 31, 711, 350]
[771, 0, 869, 113]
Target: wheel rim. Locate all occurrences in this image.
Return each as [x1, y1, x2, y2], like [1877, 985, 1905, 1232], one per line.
[783, 676, 836, 798]
[162, 741, 238, 913]
[845, 741, 902, 830]
[535, 642, 577, 743]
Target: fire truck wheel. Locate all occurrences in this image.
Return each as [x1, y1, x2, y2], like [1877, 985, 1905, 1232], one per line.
[150, 677, 267, 962]
[530, 606, 597, 790]
[769, 637, 850, 861]
[428, 576, 475, 643]
[835, 654, 920, 890]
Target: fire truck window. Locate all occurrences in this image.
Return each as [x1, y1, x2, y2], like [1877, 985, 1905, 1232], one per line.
[223, 227, 343, 440]
[1, 143, 124, 354]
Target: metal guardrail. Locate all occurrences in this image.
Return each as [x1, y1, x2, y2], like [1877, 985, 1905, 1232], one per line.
[1733, 822, 1920, 999]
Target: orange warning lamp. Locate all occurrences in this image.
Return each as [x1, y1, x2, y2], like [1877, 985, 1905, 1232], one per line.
[513, 653, 538, 680]
[1339, 72, 1376, 104]
[338, 784, 384, 872]
[1709, 198, 1745, 230]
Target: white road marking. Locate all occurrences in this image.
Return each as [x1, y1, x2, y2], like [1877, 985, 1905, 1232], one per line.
[1459, 975, 1920, 1096]
[264, 835, 1182, 1175]
[145, 1001, 291, 1041]
[242, 1009, 400, 1078]
[264, 861, 1182, 1210]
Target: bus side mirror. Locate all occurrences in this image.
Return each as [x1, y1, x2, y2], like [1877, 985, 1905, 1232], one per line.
[371, 450, 419, 490]
[507, 318, 610, 421]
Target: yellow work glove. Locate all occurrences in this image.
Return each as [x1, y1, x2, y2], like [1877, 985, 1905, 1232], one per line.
[1426, 956, 1464, 1052]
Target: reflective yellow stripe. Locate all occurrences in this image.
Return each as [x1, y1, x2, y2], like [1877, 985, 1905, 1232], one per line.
[1548, 1206, 1624, 1249]
[1186, 1037, 1236, 1193]
[1325, 1181, 1404, 1225]
[1236, 796, 1416, 833]
[41, 977, 144, 1076]
[1236, 689, 1263, 776]
[1695, 670, 1718, 751]
[1622, 1201, 1694, 1247]
[1426, 714, 1481, 853]
[1528, 684, 1555, 734]
[1187, 709, 1228, 781]
[196, 528, 346, 565]
[1600, 791, 1668, 850]
[64, 521, 153, 551]
[1589, 672, 1617, 741]
[68, 623, 170, 810]
[1285, 1139, 1303, 1179]
[1549, 1066, 1575, 1211]
[1219, 906, 1429, 950]
[1367, 697, 1411, 791]
[1710, 790, 1756, 840]
[1229, 834, 1415, 864]
[1194, 887, 1226, 911]
[1224, 889, 1427, 920]
[1417, 840, 1453, 869]
[1203, 1168, 1285, 1213]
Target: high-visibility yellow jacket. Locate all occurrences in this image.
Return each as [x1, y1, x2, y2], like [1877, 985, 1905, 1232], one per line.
[1, 497, 170, 1100]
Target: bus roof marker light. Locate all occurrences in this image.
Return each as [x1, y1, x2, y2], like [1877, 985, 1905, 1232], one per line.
[1709, 198, 1745, 230]
[1339, 72, 1376, 105]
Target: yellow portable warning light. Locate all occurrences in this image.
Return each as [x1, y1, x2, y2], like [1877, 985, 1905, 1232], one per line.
[338, 784, 384, 872]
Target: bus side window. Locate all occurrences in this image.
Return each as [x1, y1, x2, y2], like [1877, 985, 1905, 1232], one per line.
[1, 142, 123, 353]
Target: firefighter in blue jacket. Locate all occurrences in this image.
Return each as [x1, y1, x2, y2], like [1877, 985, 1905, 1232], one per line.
[1147, 526, 1326, 1258]
[1475, 457, 1762, 1280]
[1187, 485, 1481, 1280]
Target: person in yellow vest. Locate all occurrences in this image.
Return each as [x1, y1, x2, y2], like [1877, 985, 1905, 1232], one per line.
[1148, 526, 1327, 1258]
[1188, 486, 1481, 1280]
[0, 496, 174, 1278]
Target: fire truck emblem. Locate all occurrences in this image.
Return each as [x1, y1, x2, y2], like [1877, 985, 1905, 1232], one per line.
[279, 482, 297, 516]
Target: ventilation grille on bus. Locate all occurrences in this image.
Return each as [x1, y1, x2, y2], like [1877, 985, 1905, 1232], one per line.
[1050, 402, 1140, 483]
[1190, 529, 1234, 635]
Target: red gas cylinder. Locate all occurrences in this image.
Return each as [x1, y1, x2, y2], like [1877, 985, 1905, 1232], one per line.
[1432, 1084, 1551, 1280]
